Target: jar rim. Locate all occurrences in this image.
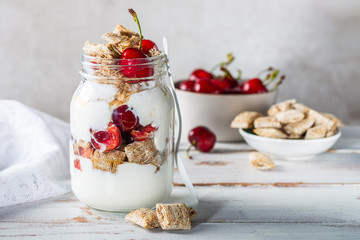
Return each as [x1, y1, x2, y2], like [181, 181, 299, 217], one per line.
[82, 52, 166, 66]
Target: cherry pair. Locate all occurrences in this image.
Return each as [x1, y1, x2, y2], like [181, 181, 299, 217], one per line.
[90, 105, 157, 152]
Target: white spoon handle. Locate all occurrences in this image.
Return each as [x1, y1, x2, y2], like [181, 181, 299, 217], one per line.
[163, 36, 199, 204]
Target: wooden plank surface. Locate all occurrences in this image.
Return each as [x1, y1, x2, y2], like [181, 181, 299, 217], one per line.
[174, 127, 360, 186]
[1, 186, 360, 239]
[1, 126, 359, 239]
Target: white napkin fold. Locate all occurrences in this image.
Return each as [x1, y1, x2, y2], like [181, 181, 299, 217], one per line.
[0, 100, 71, 207]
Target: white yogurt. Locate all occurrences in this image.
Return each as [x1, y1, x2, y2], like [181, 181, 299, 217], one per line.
[70, 80, 174, 211]
[71, 155, 173, 211]
[70, 81, 118, 141]
[128, 87, 173, 152]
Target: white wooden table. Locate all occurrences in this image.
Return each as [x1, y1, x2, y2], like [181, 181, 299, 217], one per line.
[1, 127, 360, 239]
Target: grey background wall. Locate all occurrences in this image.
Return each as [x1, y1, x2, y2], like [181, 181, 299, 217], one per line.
[1, 0, 359, 123]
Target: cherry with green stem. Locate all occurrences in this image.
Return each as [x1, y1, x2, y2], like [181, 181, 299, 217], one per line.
[186, 126, 216, 159]
[256, 67, 274, 78]
[128, 9, 143, 50]
[211, 53, 235, 72]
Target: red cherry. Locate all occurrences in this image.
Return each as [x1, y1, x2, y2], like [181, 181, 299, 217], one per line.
[141, 39, 158, 55]
[241, 78, 268, 94]
[90, 122, 121, 152]
[119, 48, 154, 78]
[193, 79, 223, 94]
[179, 80, 195, 92]
[188, 126, 216, 153]
[79, 145, 94, 159]
[74, 159, 82, 171]
[211, 77, 233, 91]
[189, 69, 214, 81]
[112, 105, 140, 132]
[130, 124, 158, 141]
[123, 132, 135, 144]
[225, 83, 242, 94]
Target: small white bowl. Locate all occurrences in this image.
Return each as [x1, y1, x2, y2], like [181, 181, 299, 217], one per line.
[239, 128, 341, 160]
[176, 87, 278, 142]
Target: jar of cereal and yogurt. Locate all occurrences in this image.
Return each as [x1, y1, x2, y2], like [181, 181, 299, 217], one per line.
[70, 33, 174, 211]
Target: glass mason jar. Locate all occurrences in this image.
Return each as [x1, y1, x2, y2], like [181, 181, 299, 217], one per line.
[70, 53, 174, 211]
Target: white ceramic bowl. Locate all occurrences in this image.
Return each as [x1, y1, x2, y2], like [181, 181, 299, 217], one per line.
[176, 87, 278, 142]
[239, 128, 341, 160]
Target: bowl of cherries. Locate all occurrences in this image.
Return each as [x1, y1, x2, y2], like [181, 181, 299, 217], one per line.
[175, 54, 284, 142]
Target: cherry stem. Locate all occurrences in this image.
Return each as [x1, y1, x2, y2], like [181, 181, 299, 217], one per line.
[264, 69, 279, 86]
[128, 9, 143, 50]
[257, 67, 273, 78]
[108, 45, 120, 58]
[211, 53, 234, 72]
[220, 66, 235, 80]
[186, 142, 195, 159]
[270, 75, 285, 91]
[236, 69, 242, 80]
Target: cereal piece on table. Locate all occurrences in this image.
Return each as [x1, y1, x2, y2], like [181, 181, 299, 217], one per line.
[283, 116, 315, 135]
[125, 208, 160, 229]
[231, 111, 263, 129]
[322, 113, 344, 127]
[268, 99, 296, 116]
[305, 125, 327, 139]
[156, 203, 195, 230]
[293, 103, 311, 114]
[253, 128, 287, 139]
[91, 150, 126, 173]
[249, 152, 275, 170]
[125, 138, 161, 166]
[254, 116, 281, 129]
[308, 110, 336, 131]
[276, 109, 305, 124]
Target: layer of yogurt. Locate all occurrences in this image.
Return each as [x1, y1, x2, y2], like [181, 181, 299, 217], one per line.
[71, 154, 173, 211]
[70, 80, 173, 152]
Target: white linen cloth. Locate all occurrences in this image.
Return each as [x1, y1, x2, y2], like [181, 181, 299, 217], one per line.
[0, 100, 71, 207]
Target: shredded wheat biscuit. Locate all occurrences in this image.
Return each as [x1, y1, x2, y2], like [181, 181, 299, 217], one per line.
[268, 99, 296, 116]
[231, 111, 263, 129]
[249, 151, 275, 170]
[91, 150, 126, 173]
[156, 203, 195, 230]
[276, 109, 304, 124]
[253, 128, 287, 139]
[94, 67, 124, 79]
[109, 82, 141, 106]
[287, 133, 303, 139]
[292, 103, 310, 114]
[125, 138, 161, 166]
[282, 116, 315, 135]
[148, 48, 162, 57]
[305, 125, 327, 139]
[113, 24, 140, 37]
[326, 130, 337, 137]
[102, 32, 140, 53]
[254, 116, 281, 129]
[308, 109, 336, 132]
[125, 208, 160, 229]
[322, 113, 344, 127]
[83, 41, 119, 58]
